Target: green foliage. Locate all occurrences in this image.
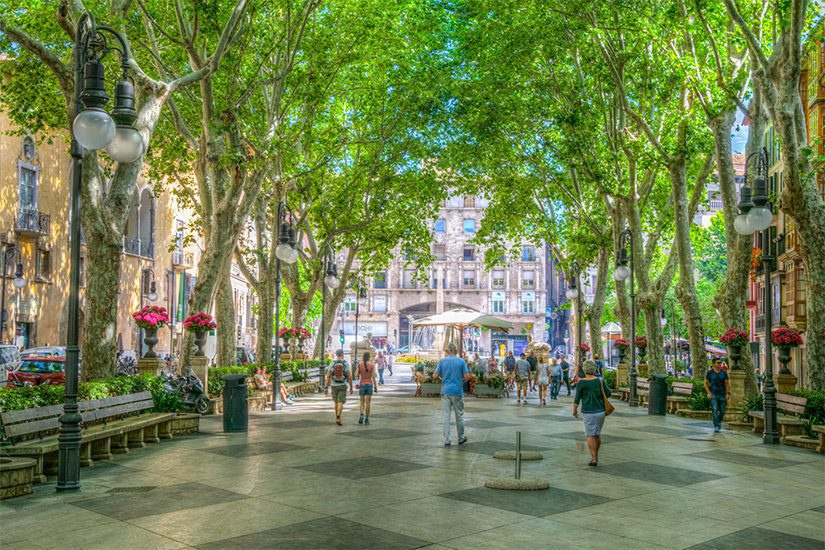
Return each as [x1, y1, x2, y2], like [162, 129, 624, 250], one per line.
[739, 393, 764, 422]
[692, 213, 728, 284]
[207, 361, 323, 398]
[603, 370, 617, 390]
[483, 373, 505, 389]
[0, 375, 168, 412]
[789, 390, 825, 437]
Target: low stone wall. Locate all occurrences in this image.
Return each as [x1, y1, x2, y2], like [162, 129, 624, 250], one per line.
[0, 457, 36, 500]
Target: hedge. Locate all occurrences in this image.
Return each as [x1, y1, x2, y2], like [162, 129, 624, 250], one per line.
[207, 360, 322, 398]
[0, 375, 179, 413]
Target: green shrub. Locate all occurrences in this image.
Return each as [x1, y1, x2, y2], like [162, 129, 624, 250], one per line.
[789, 389, 825, 437]
[739, 393, 763, 422]
[603, 370, 616, 389]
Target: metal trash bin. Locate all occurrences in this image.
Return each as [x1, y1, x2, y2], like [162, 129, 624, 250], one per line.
[223, 374, 248, 432]
[647, 373, 668, 416]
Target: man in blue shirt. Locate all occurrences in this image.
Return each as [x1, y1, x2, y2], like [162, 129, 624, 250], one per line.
[704, 357, 730, 433]
[435, 342, 472, 446]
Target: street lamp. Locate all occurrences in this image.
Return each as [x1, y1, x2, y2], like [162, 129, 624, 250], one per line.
[735, 147, 779, 445]
[0, 243, 26, 344]
[59, 12, 144, 492]
[613, 229, 637, 407]
[352, 280, 367, 372]
[406, 313, 415, 356]
[272, 202, 298, 412]
[142, 268, 158, 303]
[565, 260, 583, 374]
[319, 245, 340, 389]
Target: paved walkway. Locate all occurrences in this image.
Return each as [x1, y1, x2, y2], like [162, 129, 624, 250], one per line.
[2, 370, 824, 549]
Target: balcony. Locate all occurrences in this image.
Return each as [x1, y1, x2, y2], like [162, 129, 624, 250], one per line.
[123, 237, 155, 259]
[755, 314, 765, 333]
[172, 251, 195, 270]
[15, 209, 50, 237]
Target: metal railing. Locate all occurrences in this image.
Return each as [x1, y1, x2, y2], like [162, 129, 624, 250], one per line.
[15, 209, 51, 236]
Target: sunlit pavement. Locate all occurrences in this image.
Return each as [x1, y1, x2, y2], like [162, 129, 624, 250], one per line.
[1, 370, 823, 549]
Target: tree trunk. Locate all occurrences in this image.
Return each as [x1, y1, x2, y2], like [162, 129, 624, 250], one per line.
[586, 247, 609, 360]
[641, 301, 665, 374]
[80, 229, 123, 381]
[215, 261, 236, 367]
[710, 105, 761, 395]
[670, 158, 707, 379]
[254, 277, 275, 364]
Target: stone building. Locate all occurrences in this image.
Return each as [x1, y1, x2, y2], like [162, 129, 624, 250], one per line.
[330, 193, 548, 357]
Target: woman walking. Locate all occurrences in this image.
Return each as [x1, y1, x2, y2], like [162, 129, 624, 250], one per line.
[537, 357, 550, 405]
[572, 360, 612, 466]
[356, 352, 378, 425]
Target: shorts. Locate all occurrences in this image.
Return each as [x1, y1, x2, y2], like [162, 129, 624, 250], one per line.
[331, 385, 347, 404]
[517, 377, 529, 389]
[359, 384, 374, 396]
[538, 376, 549, 386]
[582, 411, 606, 436]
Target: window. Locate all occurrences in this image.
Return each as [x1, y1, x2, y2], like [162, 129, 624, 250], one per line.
[403, 269, 417, 289]
[492, 292, 505, 314]
[434, 244, 447, 261]
[344, 296, 356, 313]
[492, 269, 505, 288]
[373, 295, 387, 313]
[463, 269, 476, 288]
[374, 271, 388, 289]
[521, 246, 535, 261]
[19, 167, 38, 211]
[36, 249, 51, 281]
[434, 219, 446, 233]
[522, 270, 535, 288]
[464, 195, 475, 208]
[404, 248, 415, 261]
[463, 246, 475, 261]
[463, 219, 476, 233]
[521, 292, 536, 314]
[431, 269, 438, 289]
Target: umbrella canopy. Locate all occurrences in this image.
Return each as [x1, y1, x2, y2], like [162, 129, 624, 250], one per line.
[414, 309, 513, 356]
[601, 322, 622, 334]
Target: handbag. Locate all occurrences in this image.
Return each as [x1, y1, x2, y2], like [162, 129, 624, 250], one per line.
[600, 379, 615, 416]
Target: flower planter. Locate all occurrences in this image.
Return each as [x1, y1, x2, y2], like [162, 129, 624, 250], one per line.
[474, 384, 504, 397]
[0, 457, 36, 500]
[777, 345, 793, 375]
[726, 344, 743, 370]
[143, 327, 159, 358]
[193, 330, 207, 356]
[420, 382, 441, 396]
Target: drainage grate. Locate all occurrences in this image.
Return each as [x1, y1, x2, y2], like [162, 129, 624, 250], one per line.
[106, 486, 156, 494]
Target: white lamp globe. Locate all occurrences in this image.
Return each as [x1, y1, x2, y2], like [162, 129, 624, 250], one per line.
[13, 275, 26, 289]
[565, 288, 578, 299]
[661, 317, 667, 327]
[275, 243, 294, 263]
[613, 265, 631, 281]
[73, 109, 116, 150]
[733, 213, 754, 235]
[107, 126, 144, 163]
[747, 206, 773, 232]
[324, 274, 340, 289]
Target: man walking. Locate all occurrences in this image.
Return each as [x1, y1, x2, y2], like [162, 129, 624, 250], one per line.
[434, 342, 471, 446]
[387, 353, 393, 376]
[549, 359, 563, 400]
[527, 351, 538, 392]
[704, 357, 730, 433]
[504, 351, 516, 391]
[324, 350, 353, 425]
[515, 353, 532, 404]
[560, 354, 572, 396]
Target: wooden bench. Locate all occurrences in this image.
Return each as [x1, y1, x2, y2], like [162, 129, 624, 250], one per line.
[748, 393, 807, 441]
[667, 382, 694, 414]
[0, 392, 176, 483]
[812, 425, 825, 454]
[636, 378, 650, 406]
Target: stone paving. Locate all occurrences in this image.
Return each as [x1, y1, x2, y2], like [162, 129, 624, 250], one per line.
[1, 370, 823, 549]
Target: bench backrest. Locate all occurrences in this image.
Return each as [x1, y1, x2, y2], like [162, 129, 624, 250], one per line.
[306, 367, 321, 380]
[281, 371, 294, 383]
[78, 391, 154, 423]
[776, 393, 807, 415]
[637, 377, 649, 388]
[0, 405, 64, 439]
[672, 382, 694, 395]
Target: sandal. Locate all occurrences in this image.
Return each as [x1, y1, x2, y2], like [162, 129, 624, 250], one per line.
[588, 459, 598, 467]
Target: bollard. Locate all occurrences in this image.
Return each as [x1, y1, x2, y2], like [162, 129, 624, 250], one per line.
[515, 431, 522, 480]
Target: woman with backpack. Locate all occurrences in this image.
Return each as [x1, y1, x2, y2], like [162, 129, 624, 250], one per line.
[324, 350, 353, 425]
[356, 351, 378, 425]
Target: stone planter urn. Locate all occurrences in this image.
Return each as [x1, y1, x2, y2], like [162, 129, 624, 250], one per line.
[193, 330, 207, 356]
[617, 348, 627, 365]
[0, 457, 36, 500]
[726, 344, 743, 370]
[777, 346, 793, 375]
[143, 327, 159, 358]
[637, 346, 647, 362]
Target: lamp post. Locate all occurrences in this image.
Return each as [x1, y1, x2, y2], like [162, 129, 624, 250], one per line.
[319, 245, 340, 390]
[0, 242, 26, 344]
[407, 313, 414, 356]
[613, 229, 637, 407]
[352, 281, 367, 371]
[58, 12, 145, 492]
[272, 202, 299, 412]
[734, 147, 779, 445]
[565, 260, 583, 375]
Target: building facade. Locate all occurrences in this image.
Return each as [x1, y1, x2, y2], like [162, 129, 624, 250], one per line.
[0, 112, 259, 360]
[331, 194, 548, 357]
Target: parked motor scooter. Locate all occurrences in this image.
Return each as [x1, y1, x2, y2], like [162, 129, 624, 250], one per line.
[162, 367, 210, 414]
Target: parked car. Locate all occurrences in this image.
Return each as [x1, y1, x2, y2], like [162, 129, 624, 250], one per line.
[0, 344, 20, 383]
[21, 346, 66, 359]
[396, 344, 423, 354]
[7, 356, 66, 386]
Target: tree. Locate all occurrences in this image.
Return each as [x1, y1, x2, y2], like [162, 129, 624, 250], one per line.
[723, 0, 825, 390]
[0, 0, 248, 378]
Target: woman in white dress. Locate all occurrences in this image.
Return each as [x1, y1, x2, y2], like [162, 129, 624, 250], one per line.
[537, 358, 550, 406]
